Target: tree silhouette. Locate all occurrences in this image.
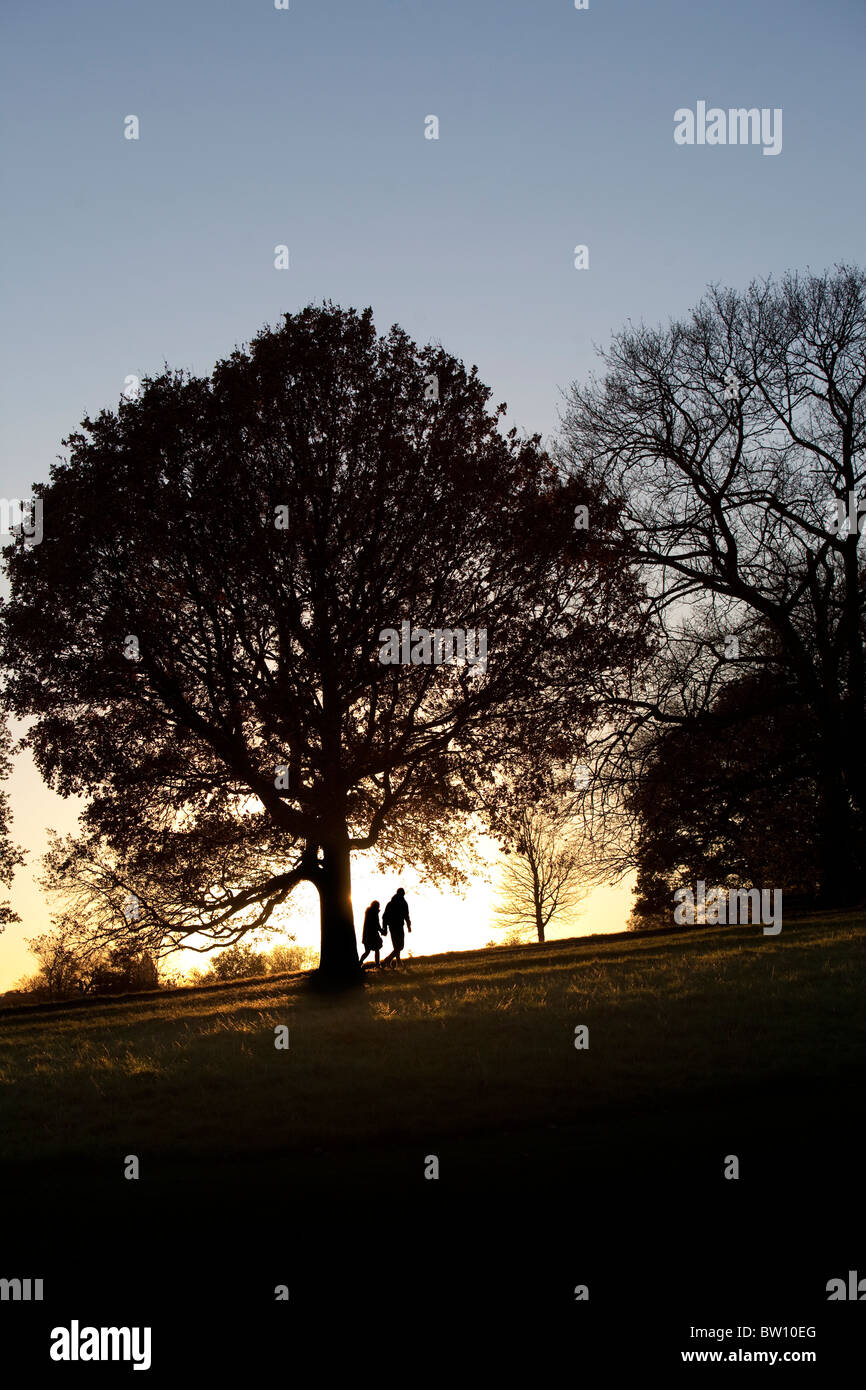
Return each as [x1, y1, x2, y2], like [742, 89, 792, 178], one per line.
[558, 265, 866, 908]
[20, 919, 159, 997]
[1, 304, 647, 981]
[204, 941, 269, 983]
[20, 921, 84, 997]
[493, 799, 588, 943]
[627, 669, 823, 929]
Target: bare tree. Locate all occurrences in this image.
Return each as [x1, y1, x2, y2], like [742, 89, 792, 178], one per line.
[21, 917, 97, 997]
[23, 929, 79, 997]
[558, 264, 866, 907]
[20, 916, 160, 997]
[493, 801, 588, 943]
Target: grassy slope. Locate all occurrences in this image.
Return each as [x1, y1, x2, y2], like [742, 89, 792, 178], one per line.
[1, 910, 862, 1197]
[2, 910, 864, 1361]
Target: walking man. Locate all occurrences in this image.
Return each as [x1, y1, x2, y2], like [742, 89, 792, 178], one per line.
[380, 887, 412, 968]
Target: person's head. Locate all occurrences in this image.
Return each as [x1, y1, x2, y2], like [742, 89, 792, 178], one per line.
[396, 887, 405, 898]
[370, 899, 379, 910]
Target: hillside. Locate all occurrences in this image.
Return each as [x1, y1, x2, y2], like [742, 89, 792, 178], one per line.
[2, 911, 863, 1361]
[2, 911, 863, 1192]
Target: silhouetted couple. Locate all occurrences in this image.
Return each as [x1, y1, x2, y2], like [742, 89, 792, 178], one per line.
[359, 887, 411, 969]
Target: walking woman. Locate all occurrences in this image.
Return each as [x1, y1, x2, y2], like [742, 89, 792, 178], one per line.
[359, 899, 385, 969]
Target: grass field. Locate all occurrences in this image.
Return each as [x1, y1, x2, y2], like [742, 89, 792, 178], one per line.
[2, 911, 864, 1361]
[1, 910, 863, 1201]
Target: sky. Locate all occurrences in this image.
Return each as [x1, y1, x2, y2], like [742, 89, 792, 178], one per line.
[1, 0, 863, 988]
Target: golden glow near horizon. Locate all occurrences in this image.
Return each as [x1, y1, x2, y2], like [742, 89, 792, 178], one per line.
[0, 741, 634, 991]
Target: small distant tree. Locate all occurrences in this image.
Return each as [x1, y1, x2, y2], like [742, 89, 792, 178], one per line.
[20, 937, 75, 997]
[22, 919, 161, 997]
[185, 939, 314, 984]
[206, 941, 270, 982]
[493, 800, 588, 944]
[266, 941, 317, 974]
[77, 945, 160, 995]
[23, 920, 93, 997]
[111, 946, 159, 991]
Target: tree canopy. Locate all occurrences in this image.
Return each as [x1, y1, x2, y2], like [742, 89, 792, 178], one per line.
[1, 304, 648, 978]
[627, 668, 822, 927]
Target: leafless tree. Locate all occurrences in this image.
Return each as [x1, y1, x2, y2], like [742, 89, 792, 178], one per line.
[558, 264, 866, 907]
[21, 917, 97, 997]
[493, 799, 589, 943]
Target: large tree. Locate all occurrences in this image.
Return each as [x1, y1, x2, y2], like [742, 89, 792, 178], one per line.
[626, 669, 822, 929]
[558, 265, 866, 907]
[1, 304, 647, 980]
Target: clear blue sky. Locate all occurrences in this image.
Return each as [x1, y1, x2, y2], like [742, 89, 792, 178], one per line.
[2, 0, 863, 486]
[0, 0, 863, 982]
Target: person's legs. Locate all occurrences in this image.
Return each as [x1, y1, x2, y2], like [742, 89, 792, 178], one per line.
[360, 947, 370, 965]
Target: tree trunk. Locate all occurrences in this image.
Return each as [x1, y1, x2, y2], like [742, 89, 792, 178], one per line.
[530, 869, 545, 943]
[316, 834, 361, 982]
